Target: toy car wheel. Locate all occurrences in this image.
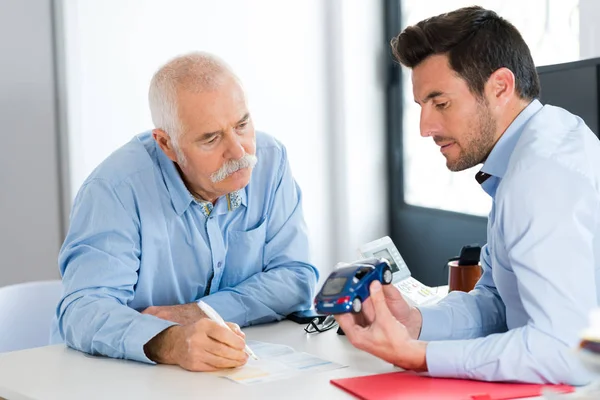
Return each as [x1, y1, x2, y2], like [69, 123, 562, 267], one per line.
[352, 297, 362, 313]
[382, 268, 393, 284]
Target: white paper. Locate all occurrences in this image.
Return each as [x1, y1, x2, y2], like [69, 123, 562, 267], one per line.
[210, 340, 345, 385]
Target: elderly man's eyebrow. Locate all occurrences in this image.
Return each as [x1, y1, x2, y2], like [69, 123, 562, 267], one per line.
[197, 113, 251, 140]
[237, 113, 250, 125]
[199, 130, 222, 141]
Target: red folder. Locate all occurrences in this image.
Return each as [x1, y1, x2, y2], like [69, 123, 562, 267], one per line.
[330, 372, 574, 400]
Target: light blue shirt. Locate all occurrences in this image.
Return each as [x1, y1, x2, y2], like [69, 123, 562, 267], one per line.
[51, 131, 318, 363]
[419, 100, 600, 385]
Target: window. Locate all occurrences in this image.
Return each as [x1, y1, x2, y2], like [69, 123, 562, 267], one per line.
[400, 0, 580, 216]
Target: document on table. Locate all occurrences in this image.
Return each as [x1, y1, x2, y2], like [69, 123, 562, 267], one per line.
[210, 340, 345, 385]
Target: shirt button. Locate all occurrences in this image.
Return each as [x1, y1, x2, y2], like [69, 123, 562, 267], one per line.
[217, 262, 222, 268]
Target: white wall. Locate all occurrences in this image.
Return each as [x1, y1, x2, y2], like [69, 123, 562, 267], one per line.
[0, 0, 62, 285]
[580, 0, 600, 59]
[335, 1, 389, 262]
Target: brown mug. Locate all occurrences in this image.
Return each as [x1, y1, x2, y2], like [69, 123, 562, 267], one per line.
[448, 260, 482, 293]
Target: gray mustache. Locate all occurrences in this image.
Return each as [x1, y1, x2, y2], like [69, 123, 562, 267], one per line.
[210, 154, 258, 183]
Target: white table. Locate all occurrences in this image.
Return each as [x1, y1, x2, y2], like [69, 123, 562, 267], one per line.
[0, 286, 571, 400]
[0, 321, 397, 400]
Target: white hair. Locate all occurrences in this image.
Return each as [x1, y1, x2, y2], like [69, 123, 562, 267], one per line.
[148, 51, 236, 153]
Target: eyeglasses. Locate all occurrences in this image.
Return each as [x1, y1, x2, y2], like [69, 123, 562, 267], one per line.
[304, 315, 338, 334]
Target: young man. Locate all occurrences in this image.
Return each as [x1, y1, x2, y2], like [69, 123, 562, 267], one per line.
[336, 6, 600, 385]
[52, 52, 318, 372]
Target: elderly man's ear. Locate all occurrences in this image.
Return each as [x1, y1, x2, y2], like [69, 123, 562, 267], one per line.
[153, 129, 178, 162]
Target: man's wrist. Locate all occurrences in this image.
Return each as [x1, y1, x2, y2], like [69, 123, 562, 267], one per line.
[408, 340, 428, 372]
[392, 340, 428, 372]
[144, 325, 182, 365]
[407, 307, 423, 339]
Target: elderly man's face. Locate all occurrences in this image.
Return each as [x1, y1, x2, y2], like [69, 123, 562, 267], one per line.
[156, 76, 257, 202]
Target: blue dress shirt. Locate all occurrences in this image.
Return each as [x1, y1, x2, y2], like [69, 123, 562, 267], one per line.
[419, 100, 600, 385]
[51, 131, 318, 363]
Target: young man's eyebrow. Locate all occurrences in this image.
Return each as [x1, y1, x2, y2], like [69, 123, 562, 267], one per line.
[415, 90, 444, 104]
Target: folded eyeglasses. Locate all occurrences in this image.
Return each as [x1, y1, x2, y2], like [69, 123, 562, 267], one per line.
[304, 314, 338, 334]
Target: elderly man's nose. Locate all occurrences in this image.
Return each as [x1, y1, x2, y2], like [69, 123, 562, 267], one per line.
[224, 132, 245, 159]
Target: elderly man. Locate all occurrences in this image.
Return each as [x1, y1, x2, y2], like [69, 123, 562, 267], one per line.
[52, 52, 318, 372]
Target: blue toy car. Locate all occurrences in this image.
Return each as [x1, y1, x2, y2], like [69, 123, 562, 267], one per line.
[314, 258, 393, 314]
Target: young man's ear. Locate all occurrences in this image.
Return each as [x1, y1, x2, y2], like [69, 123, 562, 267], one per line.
[486, 67, 516, 107]
[152, 129, 178, 162]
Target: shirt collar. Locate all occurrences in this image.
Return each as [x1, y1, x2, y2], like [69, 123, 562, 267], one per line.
[479, 99, 543, 181]
[155, 139, 247, 216]
[194, 190, 245, 217]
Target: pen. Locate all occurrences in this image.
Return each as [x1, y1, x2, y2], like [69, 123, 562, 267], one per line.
[197, 300, 259, 360]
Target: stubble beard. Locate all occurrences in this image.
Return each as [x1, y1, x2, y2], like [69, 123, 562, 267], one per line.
[446, 101, 497, 172]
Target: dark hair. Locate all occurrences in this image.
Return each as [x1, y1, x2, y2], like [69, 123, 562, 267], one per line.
[391, 6, 540, 100]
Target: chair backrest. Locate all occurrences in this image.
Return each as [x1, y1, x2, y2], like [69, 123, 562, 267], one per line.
[0, 280, 63, 353]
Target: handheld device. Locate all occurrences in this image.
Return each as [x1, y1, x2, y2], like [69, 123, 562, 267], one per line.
[358, 236, 441, 307]
[197, 301, 259, 360]
[286, 309, 327, 324]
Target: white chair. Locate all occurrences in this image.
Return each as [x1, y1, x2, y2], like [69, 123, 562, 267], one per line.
[0, 280, 63, 353]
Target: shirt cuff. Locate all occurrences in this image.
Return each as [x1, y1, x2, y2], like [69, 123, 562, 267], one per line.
[426, 340, 466, 378]
[200, 291, 247, 326]
[418, 303, 452, 341]
[124, 314, 178, 364]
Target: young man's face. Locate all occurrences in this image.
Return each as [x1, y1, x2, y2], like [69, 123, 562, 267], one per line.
[155, 75, 257, 202]
[412, 54, 497, 171]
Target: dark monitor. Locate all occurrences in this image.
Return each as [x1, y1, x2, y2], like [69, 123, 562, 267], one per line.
[537, 57, 600, 137]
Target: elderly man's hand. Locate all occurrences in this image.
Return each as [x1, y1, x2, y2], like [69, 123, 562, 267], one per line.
[144, 319, 248, 371]
[334, 280, 428, 371]
[141, 303, 206, 325]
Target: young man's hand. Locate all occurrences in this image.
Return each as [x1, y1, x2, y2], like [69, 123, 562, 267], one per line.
[378, 283, 424, 339]
[335, 281, 428, 371]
